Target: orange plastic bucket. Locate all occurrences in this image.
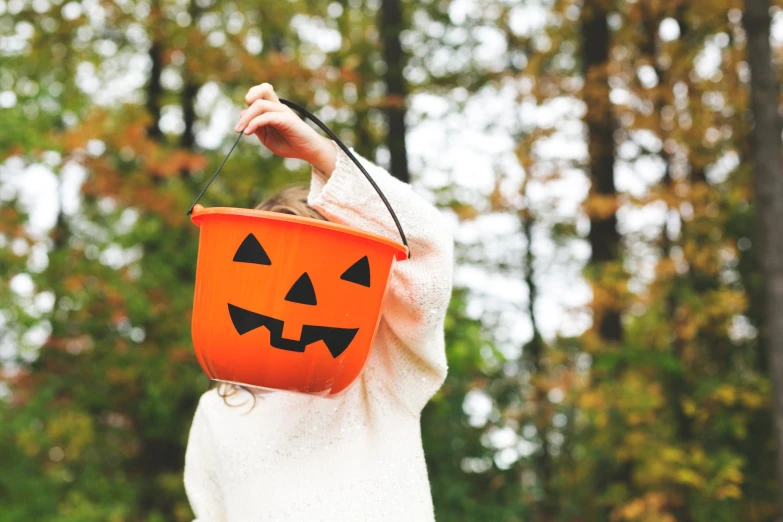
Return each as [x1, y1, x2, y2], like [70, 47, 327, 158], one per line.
[188, 99, 408, 396]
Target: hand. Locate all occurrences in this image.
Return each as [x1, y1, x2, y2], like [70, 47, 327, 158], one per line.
[236, 83, 336, 176]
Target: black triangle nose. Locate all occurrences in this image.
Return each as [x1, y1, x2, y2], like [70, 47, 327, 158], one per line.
[285, 272, 317, 305]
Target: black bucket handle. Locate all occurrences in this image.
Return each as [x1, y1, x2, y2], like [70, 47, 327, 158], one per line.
[186, 98, 409, 257]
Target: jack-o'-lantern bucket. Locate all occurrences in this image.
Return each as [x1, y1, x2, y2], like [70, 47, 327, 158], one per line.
[187, 99, 408, 396]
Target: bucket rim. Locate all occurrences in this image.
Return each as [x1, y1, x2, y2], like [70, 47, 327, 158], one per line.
[191, 205, 408, 260]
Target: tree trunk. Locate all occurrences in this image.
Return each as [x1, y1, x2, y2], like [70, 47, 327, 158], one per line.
[146, 41, 163, 140]
[379, 0, 410, 182]
[744, 0, 783, 511]
[581, 3, 628, 518]
[146, 0, 163, 140]
[521, 201, 554, 520]
[181, 80, 198, 150]
[582, 0, 621, 342]
[180, 1, 201, 151]
[354, 83, 377, 161]
[332, 0, 374, 161]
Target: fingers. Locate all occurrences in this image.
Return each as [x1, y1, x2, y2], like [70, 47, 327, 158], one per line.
[243, 111, 291, 136]
[235, 99, 288, 132]
[245, 82, 280, 106]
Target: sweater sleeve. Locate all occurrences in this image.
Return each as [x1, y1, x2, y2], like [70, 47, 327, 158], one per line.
[184, 399, 226, 522]
[308, 140, 454, 414]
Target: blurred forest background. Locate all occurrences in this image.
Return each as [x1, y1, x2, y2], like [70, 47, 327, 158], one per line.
[3, 0, 783, 520]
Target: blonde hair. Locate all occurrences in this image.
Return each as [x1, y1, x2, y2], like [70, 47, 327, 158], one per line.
[214, 185, 327, 408]
[254, 185, 326, 219]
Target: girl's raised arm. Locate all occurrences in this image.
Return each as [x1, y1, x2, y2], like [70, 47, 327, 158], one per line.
[308, 141, 454, 414]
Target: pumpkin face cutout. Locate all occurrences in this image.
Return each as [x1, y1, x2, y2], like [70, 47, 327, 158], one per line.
[227, 238, 370, 357]
[190, 205, 407, 396]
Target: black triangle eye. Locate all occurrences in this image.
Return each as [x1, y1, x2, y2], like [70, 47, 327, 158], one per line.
[340, 256, 370, 287]
[233, 234, 271, 265]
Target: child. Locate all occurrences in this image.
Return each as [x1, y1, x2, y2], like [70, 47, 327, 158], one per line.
[184, 83, 454, 521]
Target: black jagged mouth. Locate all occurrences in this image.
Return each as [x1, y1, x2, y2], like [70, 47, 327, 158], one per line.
[227, 303, 358, 358]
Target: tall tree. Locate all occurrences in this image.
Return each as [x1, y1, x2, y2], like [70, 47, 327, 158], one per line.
[379, 0, 411, 182]
[581, 1, 633, 518]
[582, 0, 622, 344]
[520, 180, 554, 520]
[146, 0, 164, 141]
[744, 0, 783, 510]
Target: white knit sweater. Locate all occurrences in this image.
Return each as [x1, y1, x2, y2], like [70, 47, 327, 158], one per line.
[184, 140, 454, 522]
